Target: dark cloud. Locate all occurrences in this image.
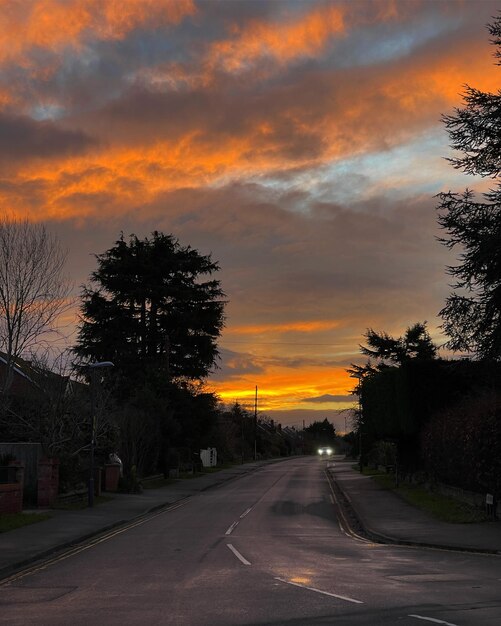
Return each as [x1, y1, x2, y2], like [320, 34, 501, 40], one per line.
[301, 394, 353, 403]
[0, 113, 95, 162]
[265, 409, 353, 430]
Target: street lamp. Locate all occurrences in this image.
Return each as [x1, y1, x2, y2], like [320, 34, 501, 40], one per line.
[88, 361, 114, 507]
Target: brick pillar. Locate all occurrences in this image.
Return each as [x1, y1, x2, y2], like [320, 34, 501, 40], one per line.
[0, 460, 24, 514]
[104, 464, 121, 492]
[37, 458, 59, 508]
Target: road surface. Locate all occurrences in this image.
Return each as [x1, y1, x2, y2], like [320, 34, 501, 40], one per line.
[1, 457, 501, 625]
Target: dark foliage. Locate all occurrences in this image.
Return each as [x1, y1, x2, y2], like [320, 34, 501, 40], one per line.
[360, 359, 501, 473]
[74, 231, 226, 386]
[348, 322, 437, 395]
[359, 322, 437, 366]
[421, 390, 501, 498]
[437, 15, 501, 358]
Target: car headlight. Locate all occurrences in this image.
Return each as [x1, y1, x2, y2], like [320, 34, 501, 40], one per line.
[326, 448, 332, 455]
[318, 448, 323, 455]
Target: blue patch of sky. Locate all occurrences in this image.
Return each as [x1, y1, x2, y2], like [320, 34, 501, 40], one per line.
[321, 13, 462, 70]
[253, 128, 483, 212]
[30, 103, 66, 121]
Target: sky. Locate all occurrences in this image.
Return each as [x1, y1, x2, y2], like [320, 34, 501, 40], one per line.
[1, 0, 499, 431]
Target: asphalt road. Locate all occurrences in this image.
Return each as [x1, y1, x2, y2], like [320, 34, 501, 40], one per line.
[2, 457, 501, 625]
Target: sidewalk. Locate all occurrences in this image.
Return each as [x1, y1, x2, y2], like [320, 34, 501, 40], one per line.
[0, 459, 286, 579]
[329, 459, 501, 554]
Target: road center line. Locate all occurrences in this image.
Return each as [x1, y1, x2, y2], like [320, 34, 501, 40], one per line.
[240, 507, 253, 518]
[408, 615, 458, 626]
[225, 521, 239, 535]
[227, 543, 251, 565]
[274, 577, 363, 604]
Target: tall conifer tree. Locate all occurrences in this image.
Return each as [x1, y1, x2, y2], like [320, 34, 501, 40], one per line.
[75, 232, 225, 387]
[437, 15, 501, 358]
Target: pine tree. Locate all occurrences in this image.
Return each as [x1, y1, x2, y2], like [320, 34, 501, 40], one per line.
[74, 232, 226, 386]
[437, 15, 501, 358]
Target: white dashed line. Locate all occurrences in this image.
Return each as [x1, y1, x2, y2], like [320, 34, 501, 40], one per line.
[225, 521, 239, 535]
[274, 577, 363, 604]
[227, 543, 251, 565]
[408, 615, 458, 626]
[240, 507, 253, 518]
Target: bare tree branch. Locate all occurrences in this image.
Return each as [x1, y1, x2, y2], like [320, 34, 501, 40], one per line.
[0, 218, 72, 392]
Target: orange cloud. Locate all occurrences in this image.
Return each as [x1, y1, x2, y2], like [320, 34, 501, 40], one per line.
[206, 5, 346, 74]
[210, 363, 354, 412]
[1, 4, 498, 225]
[0, 0, 195, 66]
[228, 320, 341, 335]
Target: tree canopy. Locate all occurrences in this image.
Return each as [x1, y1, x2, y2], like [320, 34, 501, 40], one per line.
[74, 231, 226, 386]
[347, 322, 437, 395]
[304, 418, 336, 441]
[437, 15, 501, 359]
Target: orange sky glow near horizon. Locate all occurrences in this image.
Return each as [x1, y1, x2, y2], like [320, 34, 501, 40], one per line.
[1, 0, 499, 430]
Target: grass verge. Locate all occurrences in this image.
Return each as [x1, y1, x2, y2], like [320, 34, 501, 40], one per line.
[0, 512, 52, 533]
[355, 466, 488, 523]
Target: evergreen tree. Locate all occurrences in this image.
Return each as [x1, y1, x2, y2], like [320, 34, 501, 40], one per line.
[74, 232, 226, 387]
[347, 322, 437, 396]
[437, 15, 501, 358]
[360, 322, 436, 365]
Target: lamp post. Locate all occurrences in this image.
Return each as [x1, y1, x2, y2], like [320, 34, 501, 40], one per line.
[88, 361, 114, 507]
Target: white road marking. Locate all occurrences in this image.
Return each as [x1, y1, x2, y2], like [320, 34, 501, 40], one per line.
[408, 615, 458, 626]
[227, 543, 251, 565]
[225, 521, 239, 535]
[329, 494, 335, 504]
[274, 577, 363, 604]
[240, 507, 253, 518]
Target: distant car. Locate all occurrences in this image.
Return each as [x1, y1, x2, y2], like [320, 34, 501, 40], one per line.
[317, 446, 333, 456]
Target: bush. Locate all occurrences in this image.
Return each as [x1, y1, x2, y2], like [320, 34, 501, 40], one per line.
[421, 389, 501, 498]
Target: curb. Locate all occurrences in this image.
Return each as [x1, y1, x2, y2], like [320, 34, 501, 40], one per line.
[327, 468, 501, 557]
[0, 456, 293, 582]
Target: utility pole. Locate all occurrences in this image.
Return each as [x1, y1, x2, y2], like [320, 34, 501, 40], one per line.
[254, 385, 258, 461]
[358, 393, 363, 473]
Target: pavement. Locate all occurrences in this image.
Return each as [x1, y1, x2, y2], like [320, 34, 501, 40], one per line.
[328, 459, 501, 555]
[1, 457, 501, 581]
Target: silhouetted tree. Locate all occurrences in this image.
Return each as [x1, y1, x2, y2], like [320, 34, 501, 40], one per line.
[347, 322, 437, 392]
[360, 322, 437, 365]
[74, 231, 226, 387]
[0, 218, 71, 392]
[347, 323, 437, 470]
[437, 15, 501, 359]
[304, 418, 336, 443]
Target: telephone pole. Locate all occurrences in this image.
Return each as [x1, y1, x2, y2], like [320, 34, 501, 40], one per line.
[254, 385, 258, 461]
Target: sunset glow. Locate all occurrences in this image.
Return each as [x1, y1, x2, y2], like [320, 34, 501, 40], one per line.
[1, 0, 498, 429]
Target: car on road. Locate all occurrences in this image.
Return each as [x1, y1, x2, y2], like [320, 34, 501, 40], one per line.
[317, 446, 333, 456]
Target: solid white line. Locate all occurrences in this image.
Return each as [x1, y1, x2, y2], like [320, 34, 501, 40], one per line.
[227, 543, 251, 565]
[274, 577, 363, 604]
[408, 615, 458, 626]
[240, 507, 253, 518]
